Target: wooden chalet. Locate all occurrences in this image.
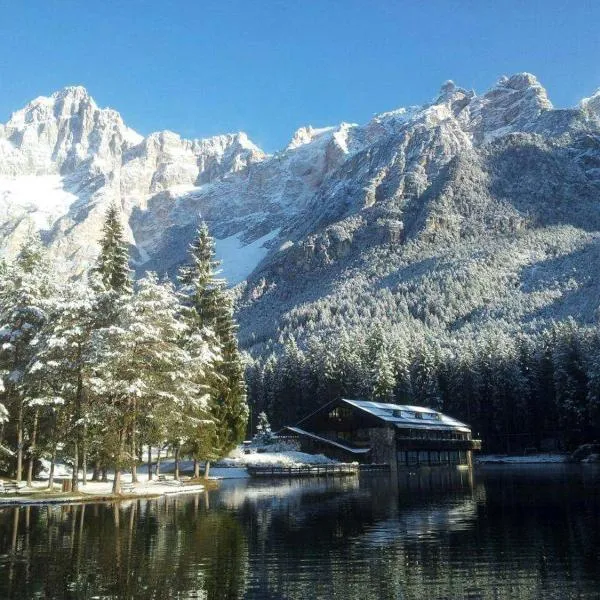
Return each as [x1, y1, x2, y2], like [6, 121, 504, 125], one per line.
[282, 398, 481, 468]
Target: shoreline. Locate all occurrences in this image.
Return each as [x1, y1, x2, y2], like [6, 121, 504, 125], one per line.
[0, 479, 209, 506]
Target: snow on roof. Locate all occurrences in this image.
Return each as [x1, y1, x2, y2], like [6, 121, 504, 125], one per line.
[341, 399, 470, 432]
[283, 426, 371, 454]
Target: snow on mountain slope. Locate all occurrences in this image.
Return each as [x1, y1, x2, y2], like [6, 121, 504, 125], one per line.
[215, 227, 281, 285]
[1, 75, 600, 355]
[0, 175, 77, 255]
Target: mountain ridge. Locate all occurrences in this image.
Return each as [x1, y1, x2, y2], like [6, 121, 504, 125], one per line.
[1, 73, 599, 355]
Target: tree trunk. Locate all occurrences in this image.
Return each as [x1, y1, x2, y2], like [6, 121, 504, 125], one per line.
[130, 399, 138, 483]
[72, 437, 79, 493]
[72, 354, 84, 493]
[131, 439, 138, 483]
[174, 444, 180, 481]
[113, 469, 122, 495]
[92, 461, 100, 482]
[112, 429, 126, 495]
[193, 457, 199, 479]
[156, 446, 161, 477]
[205, 461, 210, 479]
[101, 466, 108, 483]
[48, 446, 56, 490]
[16, 400, 24, 482]
[147, 445, 153, 481]
[81, 423, 87, 486]
[26, 409, 39, 487]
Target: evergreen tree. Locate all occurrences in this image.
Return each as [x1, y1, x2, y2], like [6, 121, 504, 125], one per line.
[179, 223, 248, 459]
[94, 203, 132, 294]
[254, 411, 273, 443]
[0, 233, 55, 481]
[26, 277, 98, 489]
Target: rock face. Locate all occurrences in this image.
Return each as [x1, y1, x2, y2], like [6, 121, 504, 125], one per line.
[1, 74, 600, 351]
[0, 86, 266, 274]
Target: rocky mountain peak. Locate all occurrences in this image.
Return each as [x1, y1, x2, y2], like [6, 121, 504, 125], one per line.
[457, 72, 553, 142]
[0, 86, 141, 177]
[1, 73, 599, 309]
[581, 88, 600, 117]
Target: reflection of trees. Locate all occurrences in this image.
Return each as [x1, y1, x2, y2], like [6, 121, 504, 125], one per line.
[0, 467, 599, 600]
[224, 468, 600, 600]
[0, 495, 248, 600]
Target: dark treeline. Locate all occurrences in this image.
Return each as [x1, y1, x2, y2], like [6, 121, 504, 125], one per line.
[245, 319, 600, 452]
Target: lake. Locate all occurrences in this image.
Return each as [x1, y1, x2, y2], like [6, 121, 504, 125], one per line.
[0, 465, 599, 599]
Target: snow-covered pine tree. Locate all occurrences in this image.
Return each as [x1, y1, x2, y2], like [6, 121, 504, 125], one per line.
[94, 203, 132, 294]
[0, 233, 55, 482]
[367, 327, 396, 402]
[83, 203, 134, 492]
[179, 223, 248, 459]
[91, 273, 210, 493]
[28, 276, 99, 489]
[254, 411, 274, 444]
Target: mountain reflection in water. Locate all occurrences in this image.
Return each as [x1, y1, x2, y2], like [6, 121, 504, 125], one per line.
[0, 465, 599, 599]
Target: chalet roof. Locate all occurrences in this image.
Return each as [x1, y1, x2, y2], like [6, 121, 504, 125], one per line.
[283, 426, 371, 454]
[341, 399, 471, 432]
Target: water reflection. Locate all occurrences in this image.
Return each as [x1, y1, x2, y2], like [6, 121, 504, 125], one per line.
[0, 466, 598, 599]
[0, 495, 248, 599]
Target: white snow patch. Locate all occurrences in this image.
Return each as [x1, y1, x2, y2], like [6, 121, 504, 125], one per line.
[222, 448, 338, 467]
[0, 175, 76, 229]
[214, 228, 280, 285]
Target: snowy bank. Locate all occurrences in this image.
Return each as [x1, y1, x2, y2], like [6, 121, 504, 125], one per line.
[221, 448, 338, 468]
[0, 472, 205, 505]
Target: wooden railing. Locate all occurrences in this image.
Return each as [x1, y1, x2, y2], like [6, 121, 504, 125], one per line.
[247, 463, 359, 478]
[395, 438, 481, 451]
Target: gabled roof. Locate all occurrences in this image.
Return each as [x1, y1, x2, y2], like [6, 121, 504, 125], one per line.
[283, 426, 371, 454]
[341, 399, 470, 432]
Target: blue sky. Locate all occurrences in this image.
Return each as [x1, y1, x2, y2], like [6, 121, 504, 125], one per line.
[0, 1, 599, 152]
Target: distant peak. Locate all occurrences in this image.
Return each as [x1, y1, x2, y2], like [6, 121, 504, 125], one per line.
[581, 87, 600, 115]
[498, 73, 541, 91]
[286, 125, 336, 150]
[440, 80, 456, 94]
[51, 85, 91, 101]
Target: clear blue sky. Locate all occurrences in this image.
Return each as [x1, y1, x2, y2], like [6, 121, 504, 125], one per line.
[1, 1, 599, 152]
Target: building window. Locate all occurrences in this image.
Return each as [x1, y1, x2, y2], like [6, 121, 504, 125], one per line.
[329, 406, 353, 422]
[419, 412, 441, 421]
[407, 451, 418, 466]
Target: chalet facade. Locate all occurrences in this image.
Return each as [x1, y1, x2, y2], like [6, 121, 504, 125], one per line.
[282, 398, 481, 468]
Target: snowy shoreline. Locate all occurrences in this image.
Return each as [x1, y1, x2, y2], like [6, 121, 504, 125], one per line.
[0, 472, 206, 506]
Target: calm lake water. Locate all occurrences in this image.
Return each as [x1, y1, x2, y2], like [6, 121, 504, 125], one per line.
[0, 465, 599, 600]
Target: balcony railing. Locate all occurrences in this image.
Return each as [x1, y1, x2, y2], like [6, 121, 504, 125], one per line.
[396, 437, 481, 451]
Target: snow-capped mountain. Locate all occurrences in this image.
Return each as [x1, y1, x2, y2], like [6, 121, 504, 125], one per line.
[1, 74, 600, 352]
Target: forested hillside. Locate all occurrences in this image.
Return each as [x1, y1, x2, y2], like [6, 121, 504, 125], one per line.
[237, 76, 600, 450]
[1, 74, 600, 451]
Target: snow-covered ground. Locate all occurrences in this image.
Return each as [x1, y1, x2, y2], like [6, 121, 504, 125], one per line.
[0, 471, 204, 504]
[221, 447, 338, 468]
[477, 454, 568, 464]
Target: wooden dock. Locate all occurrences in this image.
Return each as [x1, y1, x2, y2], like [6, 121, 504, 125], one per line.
[247, 463, 359, 478]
